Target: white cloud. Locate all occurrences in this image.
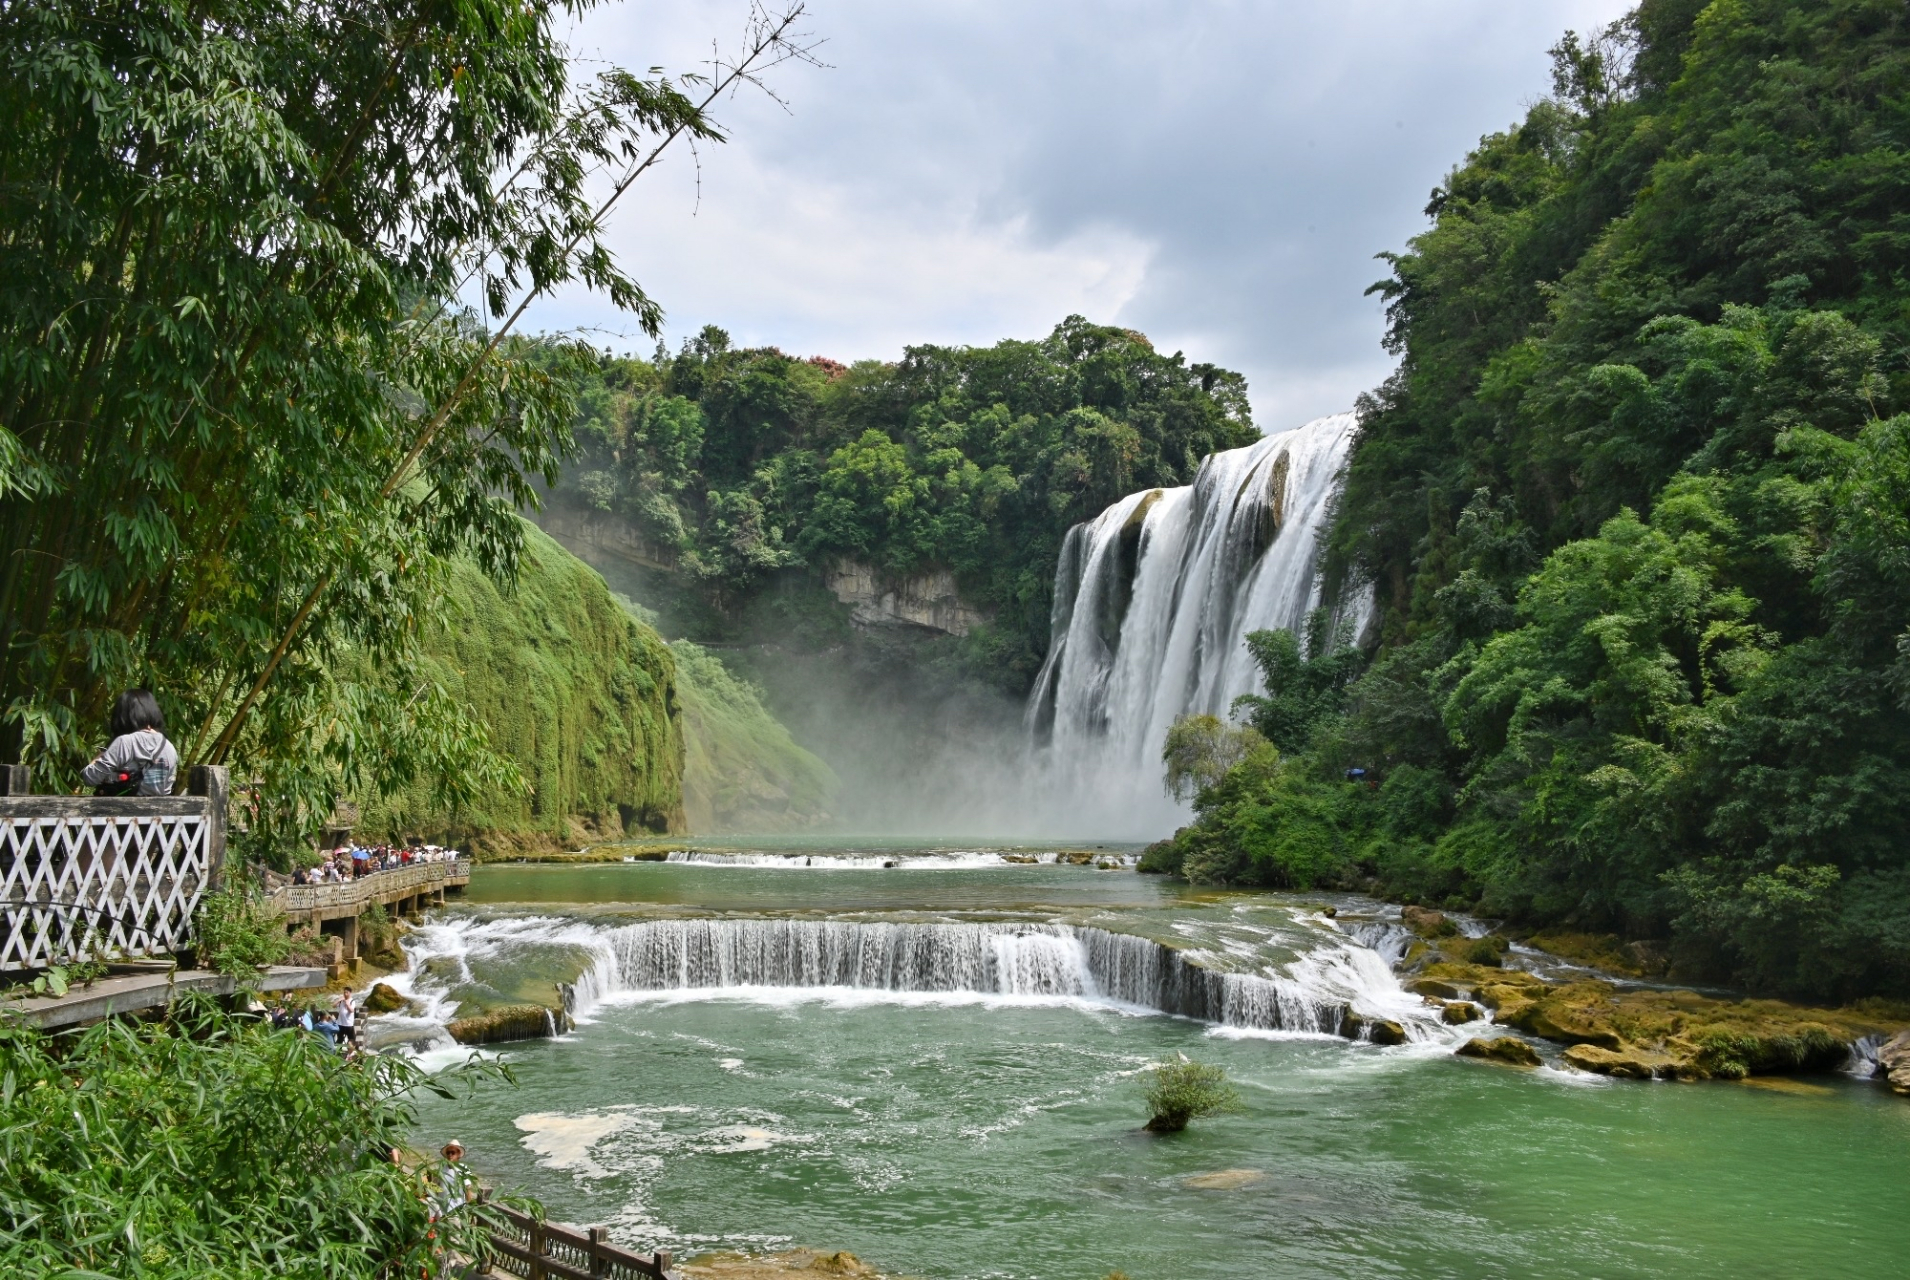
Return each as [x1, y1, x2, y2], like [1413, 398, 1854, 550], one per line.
[527, 0, 1637, 428]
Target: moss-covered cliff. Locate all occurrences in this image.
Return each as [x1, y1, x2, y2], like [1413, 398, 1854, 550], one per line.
[363, 519, 685, 853]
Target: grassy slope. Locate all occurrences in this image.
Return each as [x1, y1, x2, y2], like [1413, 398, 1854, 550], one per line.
[668, 638, 837, 832]
[363, 519, 685, 852]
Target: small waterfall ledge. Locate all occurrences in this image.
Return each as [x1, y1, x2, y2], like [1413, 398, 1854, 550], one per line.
[1027, 412, 1370, 782]
[393, 915, 1451, 1044]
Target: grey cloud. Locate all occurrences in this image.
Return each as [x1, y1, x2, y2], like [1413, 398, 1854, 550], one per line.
[546, 0, 1633, 428]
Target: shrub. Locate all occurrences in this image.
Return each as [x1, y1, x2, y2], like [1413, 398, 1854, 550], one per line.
[193, 885, 294, 984]
[1142, 1055, 1240, 1132]
[0, 995, 519, 1277]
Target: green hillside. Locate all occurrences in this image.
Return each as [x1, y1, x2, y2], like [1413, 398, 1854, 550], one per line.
[361, 520, 684, 853]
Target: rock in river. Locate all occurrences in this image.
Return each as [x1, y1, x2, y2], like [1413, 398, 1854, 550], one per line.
[1456, 1037, 1542, 1068]
[1879, 1031, 1910, 1096]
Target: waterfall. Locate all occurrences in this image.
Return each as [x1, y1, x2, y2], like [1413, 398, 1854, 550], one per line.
[384, 914, 1452, 1042]
[1026, 413, 1368, 800]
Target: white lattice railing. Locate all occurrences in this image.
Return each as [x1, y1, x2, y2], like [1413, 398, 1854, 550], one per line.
[0, 768, 227, 973]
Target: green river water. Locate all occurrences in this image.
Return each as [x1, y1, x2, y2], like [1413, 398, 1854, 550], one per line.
[396, 844, 1910, 1280]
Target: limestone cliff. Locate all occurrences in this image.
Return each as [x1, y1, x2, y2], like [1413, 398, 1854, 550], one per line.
[823, 560, 991, 636]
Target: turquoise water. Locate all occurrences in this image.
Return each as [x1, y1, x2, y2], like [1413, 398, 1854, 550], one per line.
[403, 854, 1910, 1279]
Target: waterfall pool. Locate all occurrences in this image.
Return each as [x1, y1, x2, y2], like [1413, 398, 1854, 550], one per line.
[394, 851, 1910, 1279]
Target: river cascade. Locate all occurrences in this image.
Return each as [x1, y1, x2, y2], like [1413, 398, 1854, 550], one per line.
[391, 913, 1447, 1043]
[1026, 413, 1368, 816]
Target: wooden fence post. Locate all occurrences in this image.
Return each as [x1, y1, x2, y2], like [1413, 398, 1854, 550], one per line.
[589, 1226, 609, 1278]
[655, 1250, 672, 1276]
[186, 765, 229, 890]
[0, 765, 29, 795]
[529, 1219, 546, 1280]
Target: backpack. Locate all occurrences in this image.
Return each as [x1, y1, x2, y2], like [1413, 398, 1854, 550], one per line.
[95, 763, 150, 797]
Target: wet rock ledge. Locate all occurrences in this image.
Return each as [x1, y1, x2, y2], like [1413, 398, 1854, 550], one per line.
[1390, 908, 1910, 1083]
[446, 1003, 569, 1045]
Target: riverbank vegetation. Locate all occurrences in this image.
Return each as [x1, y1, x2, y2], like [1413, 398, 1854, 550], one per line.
[0, 997, 503, 1278]
[1147, 0, 1910, 1003]
[540, 318, 1257, 691]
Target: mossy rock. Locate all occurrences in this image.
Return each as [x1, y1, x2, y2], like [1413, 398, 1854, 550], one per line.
[1442, 1001, 1483, 1025]
[1878, 1030, 1910, 1096]
[446, 1004, 567, 1046]
[1456, 1037, 1541, 1068]
[1423, 962, 1547, 993]
[1562, 1043, 1671, 1079]
[1522, 930, 1669, 979]
[1409, 977, 1462, 1000]
[1341, 1012, 1407, 1045]
[1502, 982, 1625, 1050]
[1473, 977, 1892, 1082]
[362, 983, 406, 1015]
[1402, 905, 1457, 938]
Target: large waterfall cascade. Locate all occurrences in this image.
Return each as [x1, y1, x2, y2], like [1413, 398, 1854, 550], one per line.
[381, 912, 1452, 1045]
[1027, 413, 1369, 786]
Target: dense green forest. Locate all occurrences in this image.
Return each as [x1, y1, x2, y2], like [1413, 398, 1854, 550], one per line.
[1150, 0, 1910, 1001]
[543, 317, 1257, 689]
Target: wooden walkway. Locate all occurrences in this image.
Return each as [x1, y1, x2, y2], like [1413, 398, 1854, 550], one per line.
[265, 858, 471, 971]
[0, 963, 328, 1030]
[268, 857, 472, 923]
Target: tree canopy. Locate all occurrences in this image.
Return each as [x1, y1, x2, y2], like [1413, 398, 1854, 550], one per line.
[0, 0, 803, 853]
[548, 316, 1258, 688]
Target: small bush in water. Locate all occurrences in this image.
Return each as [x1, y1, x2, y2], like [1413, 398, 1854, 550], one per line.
[1143, 1055, 1240, 1132]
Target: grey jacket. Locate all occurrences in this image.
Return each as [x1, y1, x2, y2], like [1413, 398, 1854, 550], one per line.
[81, 728, 179, 796]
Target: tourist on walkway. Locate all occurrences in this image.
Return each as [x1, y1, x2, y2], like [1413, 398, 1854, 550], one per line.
[333, 989, 357, 1047]
[80, 690, 179, 796]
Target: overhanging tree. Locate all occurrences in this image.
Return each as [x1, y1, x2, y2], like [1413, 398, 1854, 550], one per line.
[0, 0, 812, 849]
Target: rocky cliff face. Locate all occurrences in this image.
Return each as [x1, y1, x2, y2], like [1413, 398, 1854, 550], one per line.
[824, 560, 991, 636]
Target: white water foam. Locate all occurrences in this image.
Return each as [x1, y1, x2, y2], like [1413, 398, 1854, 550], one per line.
[662, 851, 1077, 870]
[379, 914, 1459, 1046]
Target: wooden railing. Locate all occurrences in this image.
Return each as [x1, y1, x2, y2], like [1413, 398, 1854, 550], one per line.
[268, 856, 470, 916]
[0, 766, 227, 973]
[483, 1203, 675, 1280]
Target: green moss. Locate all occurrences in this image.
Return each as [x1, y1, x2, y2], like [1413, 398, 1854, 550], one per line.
[360, 520, 684, 850]
[667, 638, 838, 833]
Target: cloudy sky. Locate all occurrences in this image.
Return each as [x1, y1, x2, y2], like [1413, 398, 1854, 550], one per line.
[531, 1, 1634, 431]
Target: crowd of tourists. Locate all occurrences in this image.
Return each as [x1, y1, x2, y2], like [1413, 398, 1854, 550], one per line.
[266, 988, 362, 1057]
[291, 840, 462, 885]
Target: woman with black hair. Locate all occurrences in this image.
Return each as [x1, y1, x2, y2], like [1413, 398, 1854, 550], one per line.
[80, 689, 179, 796]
